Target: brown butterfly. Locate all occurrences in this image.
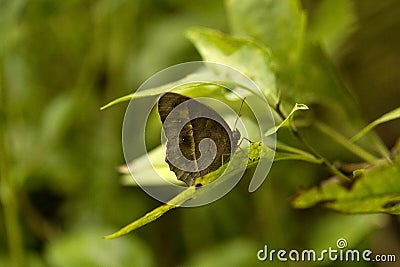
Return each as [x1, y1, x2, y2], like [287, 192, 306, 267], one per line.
[158, 92, 241, 186]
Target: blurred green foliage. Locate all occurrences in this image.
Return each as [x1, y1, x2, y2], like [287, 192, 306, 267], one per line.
[0, 0, 399, 267]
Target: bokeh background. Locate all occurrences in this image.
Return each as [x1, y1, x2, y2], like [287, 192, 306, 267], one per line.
[1, 0, 399, 266]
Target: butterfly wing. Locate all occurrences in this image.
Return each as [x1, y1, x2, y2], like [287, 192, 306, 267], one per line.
[158, 92, 239, 186]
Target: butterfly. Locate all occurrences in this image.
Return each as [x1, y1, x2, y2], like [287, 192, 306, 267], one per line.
[158, 92, 241, 186]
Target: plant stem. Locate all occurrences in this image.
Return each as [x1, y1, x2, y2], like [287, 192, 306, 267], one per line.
[290, 127, 351, 182]
[273, 103, 350, 181]
[315, 121, 379, 163]
[0, 179, 24, 267]
[0, 64, 24, 267]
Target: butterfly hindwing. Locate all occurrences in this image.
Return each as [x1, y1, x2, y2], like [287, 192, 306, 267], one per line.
[158, 92, 240, 186]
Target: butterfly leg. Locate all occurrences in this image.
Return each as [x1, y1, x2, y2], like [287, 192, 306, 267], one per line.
[221, 153, 232, 166]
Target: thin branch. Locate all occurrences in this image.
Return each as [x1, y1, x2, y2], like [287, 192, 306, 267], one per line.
[315, 121, 379, 163]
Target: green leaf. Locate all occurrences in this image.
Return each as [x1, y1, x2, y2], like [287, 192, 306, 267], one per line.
[100, 78, 254, 110]
[100, 67, 233, 110]
[351, 106, 400, 142]
[104, 187, 195, 239]
[308, 0, 356, 56]
[100, 82, 218, 110]
[118, 145, 185, 186]
[265, 103, 308, 136]
[306, 213, 383, 252]
[181, 238, 258, 267]
[292, 154, 400, 215]
[276, 40, 385, 157]
[105, 142, 270, 239]
[226, 0, 306, 61]
[186, 27, 278, 106]
[100, 94, 133, 110]
[46, 227, 154, 267]
[229, 0, 381, 155]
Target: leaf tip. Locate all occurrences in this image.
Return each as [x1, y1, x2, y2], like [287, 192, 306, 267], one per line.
[295, 103, 309, 110]
[103, 233, 118, 240]
[99, 104, 111, 111]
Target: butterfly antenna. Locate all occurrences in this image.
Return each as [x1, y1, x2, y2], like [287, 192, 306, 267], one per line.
[233, 97, 246, 130]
